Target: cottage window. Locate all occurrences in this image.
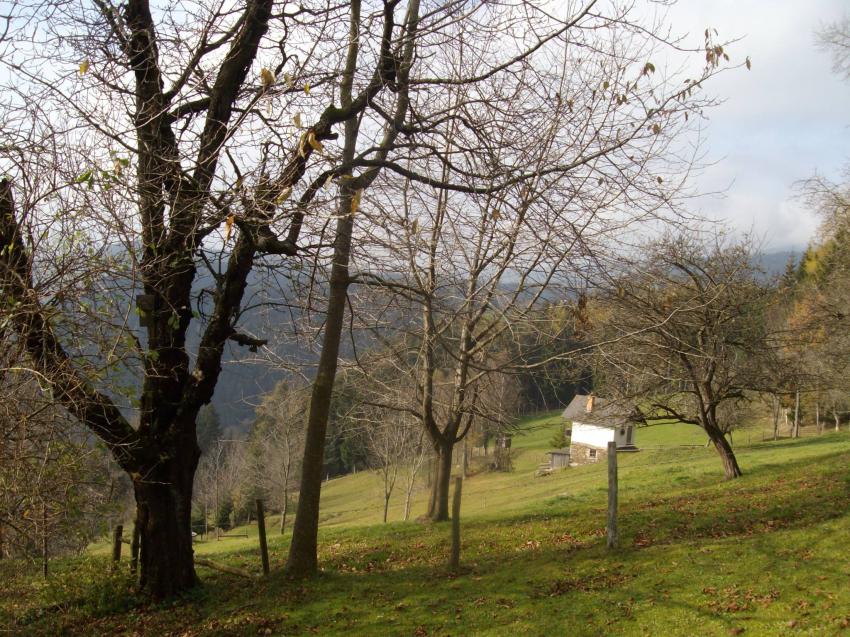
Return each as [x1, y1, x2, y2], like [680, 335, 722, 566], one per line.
[589, 449, 597, 459]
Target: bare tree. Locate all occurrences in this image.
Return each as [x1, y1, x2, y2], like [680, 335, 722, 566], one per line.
[469, 362, 523, 473]
[360, 408, 423, 524]
[0, 365, 117, 565]
[0, 0, 737, 586]
[399, 429, 429, 522]
[817, 15, 850, 79]
[591, 234, 775, 480]
[285, 0, 423, 577]
[0, 0, 429, 595]
[333, 3, 737, 519]
[247, 381, 306, 534]
[194, 436, 246, 536]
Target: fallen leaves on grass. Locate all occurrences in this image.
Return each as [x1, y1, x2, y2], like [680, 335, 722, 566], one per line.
[552, 532, 584, 548]
[633, 532, 653, 547]
[702, 585, 779, 613]
[536, 570, 632, 597]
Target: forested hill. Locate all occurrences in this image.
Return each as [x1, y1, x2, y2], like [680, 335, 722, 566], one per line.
[199, 250, 798, 429]
[187, 269, 301, 431]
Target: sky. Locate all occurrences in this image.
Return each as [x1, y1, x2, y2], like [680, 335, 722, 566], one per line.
[664, 0, 850, 252]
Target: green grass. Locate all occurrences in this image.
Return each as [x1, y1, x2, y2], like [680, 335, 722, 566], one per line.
[5, 413, 850, 636]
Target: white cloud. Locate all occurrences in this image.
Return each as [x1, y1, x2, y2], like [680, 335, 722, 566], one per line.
[665, 0, 850, 250]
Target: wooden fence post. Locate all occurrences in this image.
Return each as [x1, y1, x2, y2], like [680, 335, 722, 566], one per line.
[256, 499, 270, 576]
[607, 441, 618, 549]
[111, 524, 123, 570]
[450, 477, 463, 571]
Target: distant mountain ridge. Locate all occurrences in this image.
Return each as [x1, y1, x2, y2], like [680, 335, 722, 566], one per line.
[205, 249, 801, 428]
[97, 249, 799, 431]
[756, 250, 797, 278]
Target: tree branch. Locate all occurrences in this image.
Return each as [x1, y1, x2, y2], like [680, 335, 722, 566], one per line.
[0, 178, 142, 470]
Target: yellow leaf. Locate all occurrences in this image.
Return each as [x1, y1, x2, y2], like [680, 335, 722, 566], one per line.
[350, 189, 363, 216]
[275, 186, 292, 204]
[304, 82, 310, 95]
[411, 219, 419, 234]
[293, 113, 302, 129]
[79, 59, 90, 75]
[298, 132, 308, 158]
[283, 72, 294, 88]
[306, 130, 324, 155]
[323, 174, 334, 189]
[260, 67, 275, 88]
[225, 214, 234, 242]
[491, 208, 501, 221]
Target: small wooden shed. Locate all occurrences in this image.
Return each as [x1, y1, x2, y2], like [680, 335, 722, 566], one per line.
[546, 448, 571, 469]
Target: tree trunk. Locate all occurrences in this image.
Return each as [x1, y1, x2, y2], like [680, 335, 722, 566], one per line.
[773, 394, 782, 440]
[280, 490, 288, 535]
[383, 493, 391, 523]
[426, 452, 437, 516]
[41, 503, 48, 577]
[427, 441, 453, 521]
[793, 388, 800, 438]
[133, 451, 199, 598]
[449, 477, 462, 571]
[403, 483, 413, 522]
[214, 467, 220, 540]
[835, 409, 840, 432]
[816, 399, 821, 434]
[706, 428, 743, 479]
[286, 198, 354, 577]
[772, 394, 780, 441]
[130, 522, 140, 574]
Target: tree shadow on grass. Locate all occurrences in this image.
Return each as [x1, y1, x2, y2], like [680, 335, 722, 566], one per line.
[18, 441, 850, 636]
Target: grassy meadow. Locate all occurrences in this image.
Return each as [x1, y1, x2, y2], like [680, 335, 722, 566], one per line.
[4, 413, 850, 636]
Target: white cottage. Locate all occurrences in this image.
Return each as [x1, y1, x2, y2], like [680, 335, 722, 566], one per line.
[561, 394, 638, 465]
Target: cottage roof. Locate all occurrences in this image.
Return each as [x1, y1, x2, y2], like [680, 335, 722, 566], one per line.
[561, 394, 635, 428]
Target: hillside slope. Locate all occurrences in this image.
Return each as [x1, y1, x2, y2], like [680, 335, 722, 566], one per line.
[5, 414, 850, 636]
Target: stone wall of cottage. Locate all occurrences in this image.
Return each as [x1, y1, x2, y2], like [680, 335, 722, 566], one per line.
[569, 442, 608, 465]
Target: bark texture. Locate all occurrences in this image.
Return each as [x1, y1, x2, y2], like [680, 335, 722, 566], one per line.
[706, 426, 743, 479]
